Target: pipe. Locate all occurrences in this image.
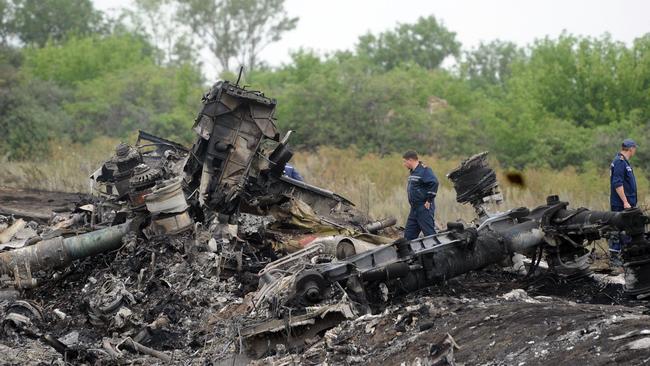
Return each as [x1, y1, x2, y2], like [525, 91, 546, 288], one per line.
[555, 208, 646, 232]
[415, 231, 508, 284]
[364, 217, 397, 233]
[0, 222, 131, 275]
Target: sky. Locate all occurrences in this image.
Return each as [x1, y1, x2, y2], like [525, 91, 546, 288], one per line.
[94, 0, 650, 72]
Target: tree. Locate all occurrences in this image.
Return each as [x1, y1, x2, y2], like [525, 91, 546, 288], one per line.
[0, 0, 13, 45]
[23, 33, 156, 86]
[123, 0, 195, 66]
[0, 46, 72, 159]
[462, 40, 524, 89]
[9, 0, 104, 46]
[64, 62, 202, 143]
[356, 15, 460, 71]
[176, 0, 297, 72]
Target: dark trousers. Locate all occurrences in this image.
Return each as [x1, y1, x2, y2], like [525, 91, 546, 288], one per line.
[609, 205, 632, 253]
[404, 204, 436, 240]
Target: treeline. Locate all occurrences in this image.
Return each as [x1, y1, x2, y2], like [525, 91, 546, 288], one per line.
[252, 32, 650, 171]
[1, 0, 650, 174]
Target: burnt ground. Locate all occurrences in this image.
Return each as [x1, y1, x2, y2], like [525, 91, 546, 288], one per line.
[0, 186, 88, 221]
[248, 269, 650, 366]
[2, 188, 650, 365]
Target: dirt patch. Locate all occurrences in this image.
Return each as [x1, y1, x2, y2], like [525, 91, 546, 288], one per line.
[0, 186, 89, 221]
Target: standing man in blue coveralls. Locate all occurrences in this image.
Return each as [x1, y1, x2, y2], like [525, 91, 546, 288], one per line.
[609, 139, 638, 264]
[403, 151, 439, 240]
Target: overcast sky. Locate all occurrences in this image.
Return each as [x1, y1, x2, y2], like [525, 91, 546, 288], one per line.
[94, 0, 650, 71]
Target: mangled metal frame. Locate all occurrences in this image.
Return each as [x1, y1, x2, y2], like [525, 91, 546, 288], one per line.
[243, 152, 650, 355]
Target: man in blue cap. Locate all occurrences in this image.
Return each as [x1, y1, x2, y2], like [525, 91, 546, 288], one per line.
[403, 150, 439, 240]
[609, 138, 638, 262]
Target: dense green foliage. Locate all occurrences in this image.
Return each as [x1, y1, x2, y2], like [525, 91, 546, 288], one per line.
[0, 33, 203, 158]
[1, 1, 649, 176]
[252, 32, 650, 172]
[6, 0, 104, 46]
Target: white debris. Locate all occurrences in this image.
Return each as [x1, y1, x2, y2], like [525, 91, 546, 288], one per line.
[624, 337, 650, 350]
[59, 331, 79, 347]
[610, 329, 650, 341]
[114, 307, 132, 328]
[590, 273, 625, 286]
[499, 289, 539, 303]
[53, 309, 67, 320]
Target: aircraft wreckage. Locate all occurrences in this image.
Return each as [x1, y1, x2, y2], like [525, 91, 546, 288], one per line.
[1, 80, 650, 364]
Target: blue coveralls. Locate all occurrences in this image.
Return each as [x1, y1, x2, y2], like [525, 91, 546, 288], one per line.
[609, 152, 637, 252]
[284, 164, 304, 182]
[404, 162, 439, 240]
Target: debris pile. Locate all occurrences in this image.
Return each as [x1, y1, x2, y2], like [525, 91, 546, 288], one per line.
[2, 79, 650, 365]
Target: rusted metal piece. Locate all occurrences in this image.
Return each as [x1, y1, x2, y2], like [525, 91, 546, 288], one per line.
[129, 164, 161, 209]
[364, 217, 397, 233]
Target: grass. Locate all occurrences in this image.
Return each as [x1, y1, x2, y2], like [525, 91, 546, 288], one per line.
[1, 141, 646, 228]
[292, 146, 649, 226]
[0, 137, 120, 192]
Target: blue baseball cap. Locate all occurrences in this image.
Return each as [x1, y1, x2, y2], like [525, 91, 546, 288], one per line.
[622, 139, 638, 148]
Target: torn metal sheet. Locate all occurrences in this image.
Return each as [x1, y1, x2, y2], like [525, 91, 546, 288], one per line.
[240, 301, 357, 358]
[184, 81, 279, 216]
[0, 219, 26, 244]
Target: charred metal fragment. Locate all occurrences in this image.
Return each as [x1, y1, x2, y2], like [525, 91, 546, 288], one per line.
[183, 81, 279, 216]
[447, 152, 502, 218]
[128, 164, 162, 209]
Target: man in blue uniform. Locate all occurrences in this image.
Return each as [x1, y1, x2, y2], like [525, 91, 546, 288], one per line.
[283, 164, 304, 182]
[403, 151, 439, 240]
[609, 138, 638, 258]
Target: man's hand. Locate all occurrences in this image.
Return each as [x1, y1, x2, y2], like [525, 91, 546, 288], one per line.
[424, 201, 431, 209]
[616, 186, 631, 209]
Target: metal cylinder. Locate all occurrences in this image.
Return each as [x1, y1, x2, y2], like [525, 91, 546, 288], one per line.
[384, 231, 510, 296]
[364, 217, 397, 233]
[64, 222, 131, 260]
[555, 208, 646, 232]
[425, 231, 508, 282]
[0, 222, 130, 275]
